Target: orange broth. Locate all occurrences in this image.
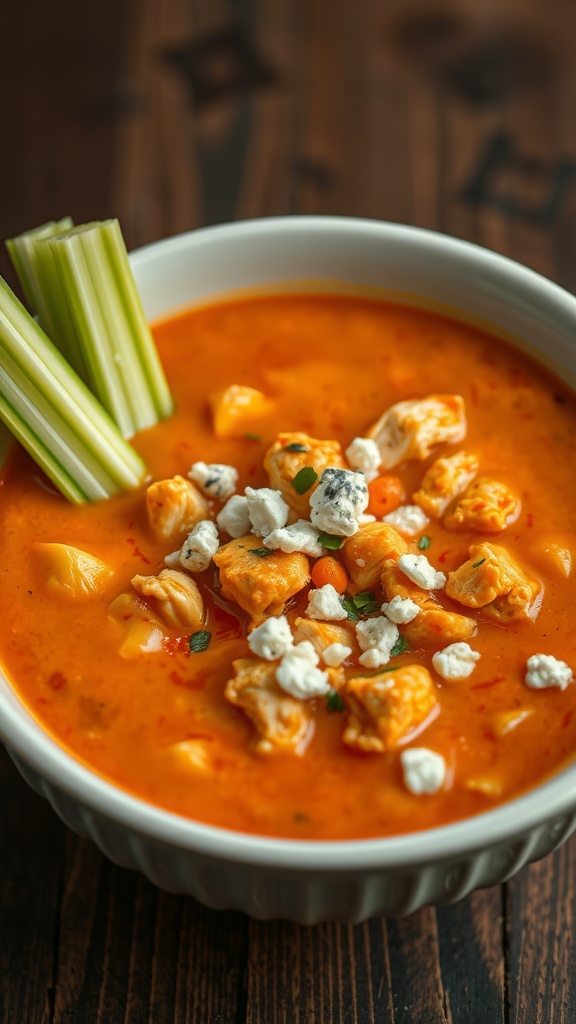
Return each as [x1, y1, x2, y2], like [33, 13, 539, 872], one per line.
[1, 293, 576, 840]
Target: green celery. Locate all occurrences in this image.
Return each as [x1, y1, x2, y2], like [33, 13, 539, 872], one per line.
[0, 277, 147, 502]
[45, 220, 174, 436]
[6, 218, 76, 358]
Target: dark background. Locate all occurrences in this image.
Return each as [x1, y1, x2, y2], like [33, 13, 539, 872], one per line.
[1, 0, 576, 1020]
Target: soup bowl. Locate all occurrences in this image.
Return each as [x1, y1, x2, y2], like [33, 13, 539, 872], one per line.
[2, 216, 576, 923]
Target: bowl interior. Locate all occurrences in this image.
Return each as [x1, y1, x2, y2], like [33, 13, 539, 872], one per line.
[2, 215, 576, 870]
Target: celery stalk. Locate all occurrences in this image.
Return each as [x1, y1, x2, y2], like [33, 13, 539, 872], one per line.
[0, 277, 147, 502]
[6, 218, 75, 346]
[7, 218, 174, 438]
[45, 220, 174, 437]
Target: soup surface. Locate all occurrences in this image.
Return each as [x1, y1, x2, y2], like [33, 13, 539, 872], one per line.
[1, 294, 576, 840]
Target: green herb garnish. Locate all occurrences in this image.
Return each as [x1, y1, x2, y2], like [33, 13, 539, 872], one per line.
[318, 532, 344, 550]
[417, 535, 431, 550]
[340, 595, 360, 621]
[243, 432, 261, 441]
[291, 466, 318, 494]
[390, 635, 409, 657]
[285, 442, 310, 452]
[353, 590, 379, 615]
[251, 548, 274, 557]
[472, 558, 486, 568]
[326, 689, 345, 712]
[189, 629, 211, 653]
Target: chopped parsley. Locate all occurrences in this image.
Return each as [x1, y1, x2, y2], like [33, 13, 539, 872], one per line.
[189, 629, 211, 653]
[352, 590, 379, 615]
[243, 432, 261, 441]
[291, 466, 318, 494]
[340, 595, 360, 621]
[417, 535, 431, 550]
[340, 590, 380, 619]
[251, 547, 273, 557]
[318, 532, 344, 550]
[326, 688, 345, 712]
[390, 635, 409, 657]
[472, 558, 486, 568]
[285, 442, 310, 452]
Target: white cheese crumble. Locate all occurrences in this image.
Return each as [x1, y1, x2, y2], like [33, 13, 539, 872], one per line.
[381, 595, 420, 624]
[248, 615, 294, 661]
[177, 520, 219, 573]
[401, 748, 447, 795]
[525, 653, 573, 691]
[264, 519, 323, 557]
[432, 642, 480, 680]
[356, 616, 399, 668]
[189, 461, 238, 499]
[216, 494, 251, 538]
[309, 468, 369, 537]
[245, 486, 290, 537]
[358, 513, 377, 525]
[345, 436, 381, 482]
[306, 583, 348, 621]
[322, 642, 352, 667]
[398, 553, 446, 590]
[276, 642, 330, 700]
[383, 504, 430, 537]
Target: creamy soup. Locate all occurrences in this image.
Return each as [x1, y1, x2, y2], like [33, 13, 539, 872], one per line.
[0, 294, 575, 840]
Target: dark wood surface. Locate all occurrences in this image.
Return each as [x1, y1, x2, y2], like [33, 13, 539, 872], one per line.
[2, 0, 576, 1019]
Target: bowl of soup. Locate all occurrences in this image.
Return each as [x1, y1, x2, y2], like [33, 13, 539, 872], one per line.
[1, 216, 576, 922]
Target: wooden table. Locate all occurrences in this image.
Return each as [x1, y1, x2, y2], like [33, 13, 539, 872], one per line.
[2, 0, 576, 1019]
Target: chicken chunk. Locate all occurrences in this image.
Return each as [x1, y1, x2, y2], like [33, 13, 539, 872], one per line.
[380, 561, 477, 646]
[445, 542, 542, 622]
[293, 617, 357, 663]
[264, 432, 346, 518]
[131, 569, 205, 631]
[341, 522, 408, 591]
[225, 657, 312, 754]
[146, 475, 210, 544]
[367, 394, 466, 469]
[342, 665, 438, 753]
[35, 543, 114, 600]
[413, 451, 479, 518]
[209, 384, 270, 438]
[443, 477, 520, 533]
[213, 535, 310, 626]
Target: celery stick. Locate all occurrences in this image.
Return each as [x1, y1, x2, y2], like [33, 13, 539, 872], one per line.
[6, 218, 75, 343]
[0, 277, 147, 503]
[45, 219, 174, 436]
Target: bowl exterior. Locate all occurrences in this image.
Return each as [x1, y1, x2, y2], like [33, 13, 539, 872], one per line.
[3, 216, 576, 922]
[9, 749, 576, 922]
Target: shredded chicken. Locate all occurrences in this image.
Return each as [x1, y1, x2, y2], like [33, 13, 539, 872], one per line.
[445, 542, 542, 621]
[413, 450, 479, 518]
[342, 665, 438, 753]
[292, 617, 357, 663]
[146, 475, 210, 544]
[380, 560, 477, 646]
[131, 568, 204, 630]
[367, 394, 466, 469]
[341, 522, 408, 591]
[213, 535, 310, 626]
[443, 477, 520, 533]
[225, 657, 313, 754]
[264, 432, 346, 518]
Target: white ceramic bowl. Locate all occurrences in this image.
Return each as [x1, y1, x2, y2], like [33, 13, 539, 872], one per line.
[3, 217, 576, 923]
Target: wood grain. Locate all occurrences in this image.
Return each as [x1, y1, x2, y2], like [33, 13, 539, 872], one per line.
[2, 0, 576, 1020]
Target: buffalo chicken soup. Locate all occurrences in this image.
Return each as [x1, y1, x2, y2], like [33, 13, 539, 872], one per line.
[1, 294, 575, 839]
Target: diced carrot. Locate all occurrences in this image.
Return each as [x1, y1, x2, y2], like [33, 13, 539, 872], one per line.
[311, 556, 348, 594]
[367, 475, 405, 516]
